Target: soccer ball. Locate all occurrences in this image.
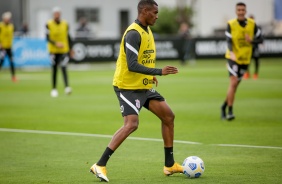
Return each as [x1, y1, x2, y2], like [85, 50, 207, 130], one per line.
[182, 156, 205, 178]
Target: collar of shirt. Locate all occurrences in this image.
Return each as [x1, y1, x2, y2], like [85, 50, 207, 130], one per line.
[237, 18, 247, 27]
[135, 19, 148, 33]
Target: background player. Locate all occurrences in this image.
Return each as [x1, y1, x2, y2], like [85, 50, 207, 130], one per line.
[90, 0, 182, 182]
[221, 2, 262, 120]
[0, 12, 17, 82]
[46, 7, 73, 97]
[243, 15, 263, 80]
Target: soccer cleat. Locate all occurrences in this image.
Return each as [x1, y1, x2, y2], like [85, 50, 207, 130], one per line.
[65, 87, 72, 95]
[253, 74, 258, 80]
[163, 162, 184, 176]
[226, 113, 235, 121]
[243, 72, 249, 79]
[90, 163, 109, 182]
[50, 89, 58, 97]
[12, 76, 17, 82]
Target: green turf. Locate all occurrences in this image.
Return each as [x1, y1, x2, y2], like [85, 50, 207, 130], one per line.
[0, 58, 282, 183]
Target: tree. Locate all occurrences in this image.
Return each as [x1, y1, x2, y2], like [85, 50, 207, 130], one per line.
[151, 6, 193, 35]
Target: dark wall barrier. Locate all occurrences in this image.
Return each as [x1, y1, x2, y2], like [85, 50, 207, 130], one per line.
[194, 37, 282, 58]
[72, 37, 282, 62]
[71, 37, 183, 62]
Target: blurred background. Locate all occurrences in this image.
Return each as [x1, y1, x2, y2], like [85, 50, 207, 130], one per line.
[0, 0, 281, 67]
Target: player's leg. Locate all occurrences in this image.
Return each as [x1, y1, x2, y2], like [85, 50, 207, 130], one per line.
[0, 59, 3, 70]
[90, 88, 143, 182]
[225, 75, 239, 120]
[6, 49, 16, 82]
[98, 90, 141, 162]
[108, 114, 139, 151]
[60, 54, 72, 95]
[147, 98, 183, 175]
[222, 60, 240, 120]
[149, 100, 174, 148]
[243, 63, 250, 79]
[90, 114, 139, 182]
[50, 54, 59, 97]
[180, 40, 188, 65]
[0, 49, 5, 70]
[253, 56, 259, 79]
[244, 49, 255, 79]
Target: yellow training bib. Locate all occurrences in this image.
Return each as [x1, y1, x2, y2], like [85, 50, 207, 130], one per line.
[47, 20, 69, 54]
[225, 18, 255, 65]
[113, 23, 156, 89]
[0, 22, 14, 49]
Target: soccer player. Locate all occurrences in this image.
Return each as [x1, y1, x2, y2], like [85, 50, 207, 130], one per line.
[0, 12, 17, 82]
[243, 15, 263, 80]
[46, 7, 73, 97]
[90, 0, 183, 182]
[221, 2, 262, 120]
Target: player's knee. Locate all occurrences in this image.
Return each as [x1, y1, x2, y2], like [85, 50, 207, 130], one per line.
[162, 112, 175, 124]
[127, 122, 138, 133]
[131, 123, 139, 132]
[124, 119, 139, 132]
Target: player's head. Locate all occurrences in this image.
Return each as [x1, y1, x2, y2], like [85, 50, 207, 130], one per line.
[249, 14, 255, 20]
[236, 2, 246, 21]
[52, 6, 61, 22]
[137, 0, 158, 26]
[2, 12, 12, 23]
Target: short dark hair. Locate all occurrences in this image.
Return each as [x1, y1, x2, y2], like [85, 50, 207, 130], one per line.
[138, 0, 158, 14]
[236, 2, 246, 7]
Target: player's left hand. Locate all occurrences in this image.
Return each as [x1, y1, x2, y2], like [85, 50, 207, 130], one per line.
[153, 76, 158, 87]
[161, 66, 179, 75]
[69, 49, 75, 58]
[245, 34, 252, 43]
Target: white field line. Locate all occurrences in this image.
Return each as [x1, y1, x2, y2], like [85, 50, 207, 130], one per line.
[212, 144, 282, 150]
[1, 128, 282, 150]
[0, 128, 201, 145]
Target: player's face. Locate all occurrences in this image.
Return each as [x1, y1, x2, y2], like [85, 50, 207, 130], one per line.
[53, 12, 61, 21]
[145, 5, 158, 26]
[3, 18, 10, 24]
[236, 5, 246, 21]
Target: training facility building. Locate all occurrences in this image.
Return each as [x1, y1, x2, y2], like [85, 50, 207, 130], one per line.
[24, 0, 139, 39]
[0, 0, 281, 67]
[0, 0, 279, 39]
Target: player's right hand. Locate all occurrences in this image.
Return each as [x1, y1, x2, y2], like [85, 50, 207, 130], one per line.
[162, 66, 178, 75]
[230, 51, 237, 61]
[55, 42, 64, 48]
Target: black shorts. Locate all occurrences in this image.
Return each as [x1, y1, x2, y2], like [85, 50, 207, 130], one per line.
[0, 48, 13, 60]
[114, 86, 165, 116]
[226, 59, 248, 80]
[50, 53, 69, 67]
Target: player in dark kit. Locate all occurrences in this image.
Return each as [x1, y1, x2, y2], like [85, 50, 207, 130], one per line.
[221, 2, 262, 121]
[46, 7, 73, 97]
[90, 0, 183, 182]
[0, 12, 17, 82]
[243, 15, 263, 80]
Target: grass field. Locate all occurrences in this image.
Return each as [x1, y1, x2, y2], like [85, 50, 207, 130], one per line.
[0, 58, 282, 183]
